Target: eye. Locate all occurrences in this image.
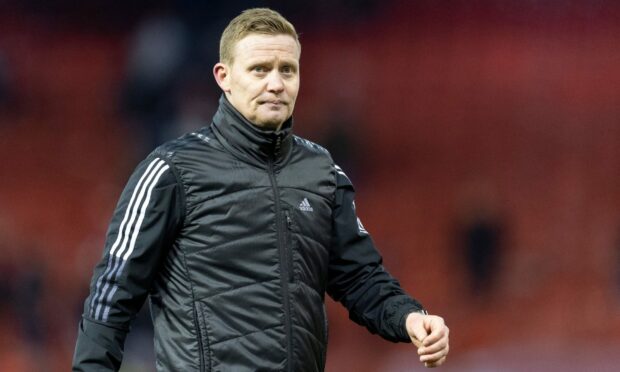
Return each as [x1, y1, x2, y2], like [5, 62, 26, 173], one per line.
[281, 65, 296, 75]
[252, 65, 267, 74]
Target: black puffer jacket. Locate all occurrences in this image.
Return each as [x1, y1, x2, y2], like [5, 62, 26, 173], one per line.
[73, 96, 425, 371]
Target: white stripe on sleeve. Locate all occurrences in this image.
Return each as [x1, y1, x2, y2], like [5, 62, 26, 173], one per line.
[100, 163, 170, 321]
[89, 158, 168, 320]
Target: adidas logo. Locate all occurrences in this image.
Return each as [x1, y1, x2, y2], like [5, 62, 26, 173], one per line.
[299, 198, 314, 212]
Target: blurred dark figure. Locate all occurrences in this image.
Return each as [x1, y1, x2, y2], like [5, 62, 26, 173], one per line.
[120, 11, 190, 152]
[454, 180, 506, 298]
[0, 218, 46, 370]
[320, 106, 363, 184]
[13, 252, 45, 347]
[461, 211, 503, 295]
[0, 50, 12, 113]
[0, 218, 15, 318]
[164, 67, 218, 140]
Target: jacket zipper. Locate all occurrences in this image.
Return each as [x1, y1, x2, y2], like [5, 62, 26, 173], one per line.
[268, 137, 293, 372]
[284, 210, 294, 282]
[193, 305, 206, 372]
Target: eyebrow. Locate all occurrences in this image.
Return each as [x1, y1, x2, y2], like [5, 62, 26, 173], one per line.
[244, 54, 298, 63]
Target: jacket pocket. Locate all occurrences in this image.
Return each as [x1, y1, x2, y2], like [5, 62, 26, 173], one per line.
[284, 209, 297, 282]
[195, 302, 212, 372]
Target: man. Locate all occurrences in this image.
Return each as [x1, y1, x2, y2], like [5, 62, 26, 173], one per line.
[73, 8, 449, 371]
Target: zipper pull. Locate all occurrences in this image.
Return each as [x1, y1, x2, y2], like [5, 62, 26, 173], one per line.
[285, 211, 292, 229]
[274, 135, 282, 157]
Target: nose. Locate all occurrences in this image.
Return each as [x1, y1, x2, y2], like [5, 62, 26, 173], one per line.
[266, 70, 284, 93]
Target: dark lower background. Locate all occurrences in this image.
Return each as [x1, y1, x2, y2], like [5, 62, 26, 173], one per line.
[1, 1, 619, 371]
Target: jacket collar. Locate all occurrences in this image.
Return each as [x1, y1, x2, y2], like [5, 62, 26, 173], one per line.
[211, 95, 293, 168]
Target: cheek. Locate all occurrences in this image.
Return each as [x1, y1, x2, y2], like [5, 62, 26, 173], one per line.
[287, 80, 300, 98]
[248, 84, 265, 102]
[233, 75, 258, 97]
[288, 90, 299, 110]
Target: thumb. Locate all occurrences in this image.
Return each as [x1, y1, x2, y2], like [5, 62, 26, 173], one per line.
[407, 314, 428, 347]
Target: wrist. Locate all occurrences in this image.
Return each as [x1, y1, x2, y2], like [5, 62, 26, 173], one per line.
[405, 309, 428, 325]
[401, 308, 428, 340]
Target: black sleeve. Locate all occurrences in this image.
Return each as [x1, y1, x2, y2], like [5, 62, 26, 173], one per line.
[327, 165, 425, 343]
[72, 154, 183, 371]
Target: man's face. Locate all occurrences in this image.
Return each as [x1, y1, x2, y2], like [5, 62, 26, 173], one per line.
[214, 34, 300, 130]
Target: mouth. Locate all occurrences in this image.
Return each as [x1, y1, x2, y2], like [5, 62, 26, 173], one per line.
[258, 99, 287, 106]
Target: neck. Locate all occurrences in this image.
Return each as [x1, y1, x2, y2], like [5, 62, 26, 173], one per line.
[210, 95, 294, 167]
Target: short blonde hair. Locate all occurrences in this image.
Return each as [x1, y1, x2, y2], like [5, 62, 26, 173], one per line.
[219, 8, 300, 65]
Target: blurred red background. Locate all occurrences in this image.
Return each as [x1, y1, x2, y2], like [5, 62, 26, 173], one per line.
[1, 1, 619, 371]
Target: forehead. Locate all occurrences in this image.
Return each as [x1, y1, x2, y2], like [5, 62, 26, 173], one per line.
[233, 34, 300, 63]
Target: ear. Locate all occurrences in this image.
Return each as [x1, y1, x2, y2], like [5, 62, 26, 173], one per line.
[213, 63, 231, 93]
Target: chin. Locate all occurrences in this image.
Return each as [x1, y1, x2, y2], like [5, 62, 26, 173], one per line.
[256, 117, 286, 130]
[260, 121, 283, 130]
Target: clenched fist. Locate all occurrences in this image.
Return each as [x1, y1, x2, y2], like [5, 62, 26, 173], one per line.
[405, 312, 449, 368]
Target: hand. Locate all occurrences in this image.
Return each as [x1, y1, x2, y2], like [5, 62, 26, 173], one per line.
[405, 312, 449, 368]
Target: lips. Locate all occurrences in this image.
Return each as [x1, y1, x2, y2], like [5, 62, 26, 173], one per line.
[259, 99, 287, 105]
